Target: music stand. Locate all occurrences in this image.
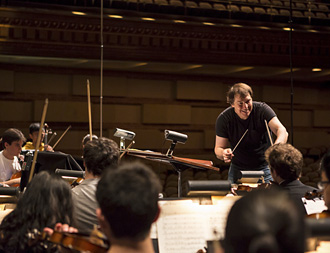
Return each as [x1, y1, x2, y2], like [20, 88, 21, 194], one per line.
[20, 151, 83, 191]
[126, 150, 219, 197]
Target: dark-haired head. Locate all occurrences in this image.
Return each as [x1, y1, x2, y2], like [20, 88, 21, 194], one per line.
[224, 189, 305, 253]
[83, 137, 119, 176]
[96, 162, 161, 241]
[29, 123, 43, 134]
[0, 128, 26, 151]
[265, 143, 303, 182]
[227, 83, 253, 105]
[0, 171, 74, 252]
[82, 134, 98, 147]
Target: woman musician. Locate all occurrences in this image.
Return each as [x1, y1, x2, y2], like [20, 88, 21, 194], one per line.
[0, 128, 26, 187]
[214, 83, 288, 183]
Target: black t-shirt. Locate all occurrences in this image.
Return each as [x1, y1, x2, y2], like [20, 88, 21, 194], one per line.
[215, 101, 276, 169]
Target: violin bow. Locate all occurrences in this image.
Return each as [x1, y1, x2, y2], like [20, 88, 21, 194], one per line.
[232, 129, 248, 153]
[264, 119, 274, 146]
[28, 98, 48, 183]
[47, 132, 57, 146]
[119, 141, 135, 161]
[53, 125, 71, 149]
[87, 79, 93, 141]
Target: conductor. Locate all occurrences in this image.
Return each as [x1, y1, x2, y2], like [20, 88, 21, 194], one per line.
[214, 83, 288, 183]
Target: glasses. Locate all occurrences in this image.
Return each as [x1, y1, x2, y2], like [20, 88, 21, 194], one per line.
[317, 181, 330, 190]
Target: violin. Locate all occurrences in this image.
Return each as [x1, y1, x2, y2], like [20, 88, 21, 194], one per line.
[28, 229, 109, 253]
[231, 182, 272, 195]
[305, 190, 323, 200]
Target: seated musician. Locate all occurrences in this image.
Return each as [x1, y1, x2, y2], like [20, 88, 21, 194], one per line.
[265, 143, 317, 214]
[319, 151, 330, 210]
[22, 123, 53, 152]
[223, 189, 305, 253]
[0, 171, 75, 252]
[0, 128, 26, 187]
[72, 137, 119, 234]
[82, 133, 98, 149]
[96, 162, 162, 253]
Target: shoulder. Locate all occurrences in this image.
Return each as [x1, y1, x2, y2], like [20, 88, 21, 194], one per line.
[218, 107, 234, 120]
[22, 142, 34, 150]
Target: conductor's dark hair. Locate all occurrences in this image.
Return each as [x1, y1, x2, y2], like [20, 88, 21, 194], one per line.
[224, 189, 305, 253]
[83, 137, 119, 176]
[96, 162, 162, 241]
[227, 83, 253, 105]
[320, 151, 330, 181]
[0, 128, 26, 151]
[265, 143, 303, 181]
[0, 171, 75, 253]
[29, 123, 43, 134]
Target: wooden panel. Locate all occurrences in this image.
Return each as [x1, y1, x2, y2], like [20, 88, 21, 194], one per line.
[127, 78, 173, 99]
[191, 107, 225, 125]
[276, 110, 313, 127]
[15, 72, 71, 94]
[72, 75, 127, 97]
[262, 85, 290, 103]
[293, 130, 330, 148]
[204, 129, 216, 149]
[0, 70, 14, 92]
[314, 110, 330, 127]
[0, 101, 32, 121]
[34, 100, 88, 122]
[143, 104, 191, 124]
[93, 104, 141, 124]
[176, 81, 226, 101]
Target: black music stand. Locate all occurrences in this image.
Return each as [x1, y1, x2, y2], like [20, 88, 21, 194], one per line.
[20, 151, 83, 191]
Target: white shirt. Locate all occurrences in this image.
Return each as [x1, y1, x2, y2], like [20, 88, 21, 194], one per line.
[0, 151, 21, 182]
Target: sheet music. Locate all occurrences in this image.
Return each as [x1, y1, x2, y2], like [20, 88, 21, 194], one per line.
[303, 197, 327, 215]
[156, 197, 238, 253]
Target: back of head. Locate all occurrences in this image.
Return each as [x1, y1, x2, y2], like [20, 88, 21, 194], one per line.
[225, 189, 305, 253]
[29, 123, 41, 134]
[82, 134, 98, 147]
[321, 151, 330, 181]
[83, 137, 119, 176]
[265, 143, 303, 181]
[227, 83, 253, 105]
[0, 128, 26, 151]
[0, 171, 74, 252]
[96, 162, 162, 241]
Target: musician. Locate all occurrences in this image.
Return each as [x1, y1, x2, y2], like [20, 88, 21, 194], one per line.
[0, 171, 75, 253]
[0, 128, 26, 186]
[224, 189, 305, 253]
[22, 123, 53, 152]
[214, 83, 288, 183]
[72, 137, 119, 234]
[319, 151, 330, 210]
[96, 162, 161, 253]
[265, 143, 317, 198]
[82, 133, 98, 148]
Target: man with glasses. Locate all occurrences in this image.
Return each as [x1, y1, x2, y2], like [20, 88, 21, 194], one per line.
[214, 83, 288, 183]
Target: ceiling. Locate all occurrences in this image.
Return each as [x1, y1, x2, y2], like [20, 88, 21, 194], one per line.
[1, 54, 330, 82]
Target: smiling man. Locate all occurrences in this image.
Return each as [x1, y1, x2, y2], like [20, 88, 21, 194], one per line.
[214, 83, 288, 183]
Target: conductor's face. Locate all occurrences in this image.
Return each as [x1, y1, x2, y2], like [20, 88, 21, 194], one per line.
[232, 94, 253, 120]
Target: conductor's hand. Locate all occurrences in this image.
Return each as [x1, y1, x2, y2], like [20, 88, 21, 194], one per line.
[223, 148, 234, 163]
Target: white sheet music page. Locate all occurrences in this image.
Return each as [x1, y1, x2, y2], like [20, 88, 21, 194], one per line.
[156, 197, 238, 253]
[303, 197, 327, 215]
